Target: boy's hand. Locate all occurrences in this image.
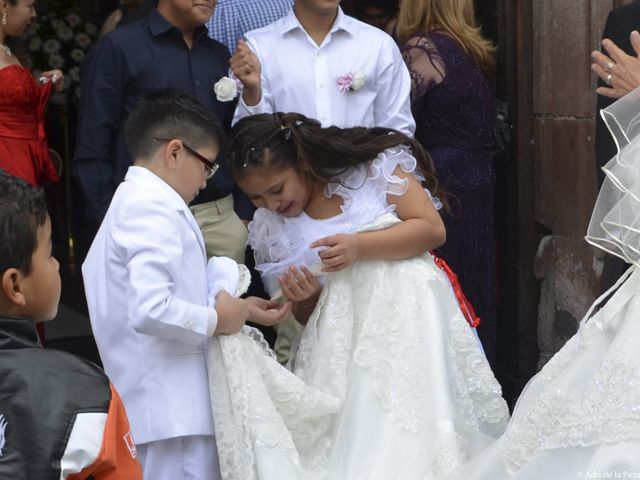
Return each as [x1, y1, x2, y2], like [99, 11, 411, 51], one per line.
[310, 234, 361, 272]
[214, 291, 249, 335]
[230, 39, 262, 105]
[246, 296, 292, 326]
[278, 266, 322, 302]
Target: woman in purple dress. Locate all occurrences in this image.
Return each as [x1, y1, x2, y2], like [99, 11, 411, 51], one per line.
[398, 0, 498, 361]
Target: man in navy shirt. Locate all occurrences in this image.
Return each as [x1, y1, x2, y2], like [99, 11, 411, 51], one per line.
[74, 0, 251, 263]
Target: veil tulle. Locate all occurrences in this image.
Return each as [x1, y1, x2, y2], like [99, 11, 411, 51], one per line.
[586, 86, 640, 265]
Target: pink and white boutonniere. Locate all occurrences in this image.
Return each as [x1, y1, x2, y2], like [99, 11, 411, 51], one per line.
[337, 70, 366, 93]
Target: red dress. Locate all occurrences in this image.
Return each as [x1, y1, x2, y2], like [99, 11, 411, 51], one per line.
[0, 65, 59, 185]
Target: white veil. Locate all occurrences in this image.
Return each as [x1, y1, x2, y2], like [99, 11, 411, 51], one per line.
[586, 86, 640, 265]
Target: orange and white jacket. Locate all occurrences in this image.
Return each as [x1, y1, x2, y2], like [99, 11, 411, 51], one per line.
[0, 316, 142, 479]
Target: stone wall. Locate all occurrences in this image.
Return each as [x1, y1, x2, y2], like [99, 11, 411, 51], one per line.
[530, 0, 630, 368]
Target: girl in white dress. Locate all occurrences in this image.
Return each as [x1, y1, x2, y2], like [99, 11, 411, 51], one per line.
[444, 88, 640, 479]
[207, 112, 509, 480]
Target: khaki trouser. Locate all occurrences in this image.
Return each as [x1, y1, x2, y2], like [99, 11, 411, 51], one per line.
[274, 312, 304, 365]
[190, 195, 248, 263]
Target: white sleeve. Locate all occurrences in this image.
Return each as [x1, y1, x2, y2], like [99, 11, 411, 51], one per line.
[373, 37, 416, 136]
[113, 204, 216, 345]
[59, 412, 107, 478]
[232, 35, 275, 125]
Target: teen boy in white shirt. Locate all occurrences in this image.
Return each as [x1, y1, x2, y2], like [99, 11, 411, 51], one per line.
[231, 0, 415, 135]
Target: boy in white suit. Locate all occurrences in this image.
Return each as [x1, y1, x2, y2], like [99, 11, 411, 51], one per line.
[82, 89, 291, 480]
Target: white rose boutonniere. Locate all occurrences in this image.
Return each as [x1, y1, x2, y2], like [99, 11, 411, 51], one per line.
[337, 70, 366, 93]
[214, 76, 238, 102]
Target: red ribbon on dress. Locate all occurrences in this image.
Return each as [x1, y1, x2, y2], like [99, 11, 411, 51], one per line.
[431, 253, 481, 329]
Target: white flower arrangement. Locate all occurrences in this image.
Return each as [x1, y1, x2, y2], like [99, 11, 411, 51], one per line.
[74, 33, 91, 49]
[42, 39, 61, 54]
[65, 13, 81, 28]
[28, 37, 42, 51]
[50, 19, 64, 30]
[56, 26, 73, 42]
[24, 10, 98, 105]
[48, 53, 64, 69]
[68, 66, 80, 83]
[70, 48, 84, 62]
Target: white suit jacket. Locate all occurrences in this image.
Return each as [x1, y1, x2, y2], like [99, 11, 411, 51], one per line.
[82, 166, 217, 444]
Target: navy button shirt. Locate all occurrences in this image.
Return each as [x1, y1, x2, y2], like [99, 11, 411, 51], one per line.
[73, 8, 252, 224]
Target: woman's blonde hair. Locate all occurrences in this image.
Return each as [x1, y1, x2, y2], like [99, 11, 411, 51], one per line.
[397, 0, 496, 76]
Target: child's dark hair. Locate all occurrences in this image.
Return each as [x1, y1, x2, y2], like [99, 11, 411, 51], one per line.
[125, 88, 226, 161]
[226, 112, 443, 202]
[0, 170, 48, 275]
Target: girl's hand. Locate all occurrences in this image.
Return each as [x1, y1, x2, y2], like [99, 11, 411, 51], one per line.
[40, 69, 64, 91]
[310, 234, 361, 272]
[278, 266, 322, 302]
[246, 296, 292, 326]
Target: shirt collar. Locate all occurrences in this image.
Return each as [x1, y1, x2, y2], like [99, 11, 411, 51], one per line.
[148, 7, 173, 36]
[281, 7, 354, 37]
[148, 7, 209, 41]
[124, 166, 189, 212]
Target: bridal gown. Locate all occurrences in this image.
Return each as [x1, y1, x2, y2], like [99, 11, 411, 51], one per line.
[207, 147, 509, 480]
[446, 87, 640, 480]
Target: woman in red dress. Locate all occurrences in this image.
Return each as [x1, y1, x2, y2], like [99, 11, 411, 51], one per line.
[0, 0, 63, 186]
[1, 0, 64, 344]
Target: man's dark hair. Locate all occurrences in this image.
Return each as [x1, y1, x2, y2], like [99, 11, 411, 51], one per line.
[355, 0, 398, 17]
[0, 170, 48, 276]
[124, 88, 225, 161]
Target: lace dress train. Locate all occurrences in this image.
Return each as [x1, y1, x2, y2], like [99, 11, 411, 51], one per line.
[207, 216, 508, 479]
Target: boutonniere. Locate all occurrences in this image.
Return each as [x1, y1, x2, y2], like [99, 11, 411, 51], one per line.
[213, 74, 240, 102]
[337, 70, 366, 93]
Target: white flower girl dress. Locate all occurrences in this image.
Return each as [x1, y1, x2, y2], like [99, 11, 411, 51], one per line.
[206, 146, 509, 480]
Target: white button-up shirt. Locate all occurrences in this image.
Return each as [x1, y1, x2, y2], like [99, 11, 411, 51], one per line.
[233, 8, 415, 136]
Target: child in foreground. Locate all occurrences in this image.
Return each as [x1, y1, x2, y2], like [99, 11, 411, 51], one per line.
[206, 112, 509, 480]
[82, 90, 290, 480]
[0, 170, 142, 479]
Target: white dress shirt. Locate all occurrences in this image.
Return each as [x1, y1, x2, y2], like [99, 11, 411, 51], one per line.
[233, 8, 415, 135]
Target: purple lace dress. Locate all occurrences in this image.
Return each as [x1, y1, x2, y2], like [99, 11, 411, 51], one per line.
[402, 32, 497, 361]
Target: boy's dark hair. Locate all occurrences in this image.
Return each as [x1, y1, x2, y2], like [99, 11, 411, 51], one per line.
[124, 88, 226, 161]
[0, 170, 48, 275]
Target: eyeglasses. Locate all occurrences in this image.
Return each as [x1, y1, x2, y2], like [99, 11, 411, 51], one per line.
[155, 137, 220, 180]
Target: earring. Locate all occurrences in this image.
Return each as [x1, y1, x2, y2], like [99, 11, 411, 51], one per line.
[1, 12, 6, 26]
